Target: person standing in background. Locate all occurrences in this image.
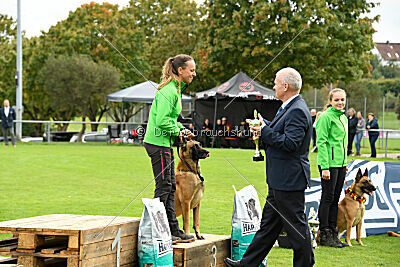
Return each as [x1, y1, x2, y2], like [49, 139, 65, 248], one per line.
[347, 108, 357, 156]
[354, 111, 365, 156]
[366, 113, 379, 158]
[311, 109, 317, 150]
[1, 99, 16, 147]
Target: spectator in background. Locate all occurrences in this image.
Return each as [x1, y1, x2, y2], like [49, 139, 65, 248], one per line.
[0, 99, 16, 147]
[188, 123, 197, 141]
[366, 113, 379, 158]
[311, 111, 322, 152]
[354, 111, 365, 156]
[214, 119, 223, 148]
[237, 120, 250, 148]
[347, 108, 357, 156]
[221, 117, 231, 147]
[201, 118, 213, 148]
[311, 109, 317, 150]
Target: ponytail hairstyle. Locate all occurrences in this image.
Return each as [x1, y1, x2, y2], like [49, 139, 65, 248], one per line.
[324, 88, 346, 110]
[158, 54, 194, 93]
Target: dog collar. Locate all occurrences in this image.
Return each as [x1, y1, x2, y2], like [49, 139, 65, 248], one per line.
[345, 186, 366, 203]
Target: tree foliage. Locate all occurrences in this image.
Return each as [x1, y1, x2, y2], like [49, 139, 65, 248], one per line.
[41, 54, 120, 136]
[198, 0, 378, 91]
[127, 0, 203, 84]
[0, 14, 17, 101]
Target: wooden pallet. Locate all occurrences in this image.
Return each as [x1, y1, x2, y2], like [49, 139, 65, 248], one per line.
[173, 234, 231, 267]
[0, 214, 140, 267]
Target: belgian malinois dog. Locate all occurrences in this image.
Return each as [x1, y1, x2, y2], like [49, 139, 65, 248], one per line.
[175, 139, 209, 239]
[336, 168, 376, 246]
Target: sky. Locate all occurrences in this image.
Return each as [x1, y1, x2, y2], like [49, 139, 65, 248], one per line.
[0, 0, 399, 43]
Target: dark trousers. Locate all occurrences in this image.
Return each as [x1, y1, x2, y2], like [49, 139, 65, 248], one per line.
[2, 126, 16, 146]
[312, 128, 316, 147]
[318, 166, 346, 229]
[241, 189, 314, 267]
[348, 132, 356, 154]
[144, 142, 180, 233]
[369, 135, 378, 157]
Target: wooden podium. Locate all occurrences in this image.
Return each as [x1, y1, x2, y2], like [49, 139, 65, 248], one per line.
[0, 214, 140, 267]
[0, 215, 231, 267]
[173, 234, 231, 267]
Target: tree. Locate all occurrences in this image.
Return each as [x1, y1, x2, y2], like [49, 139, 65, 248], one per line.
[41, 54, 120, 138]
[198, 0, 378, 91]
[127, 0, 203, 83]
[0, 14, 17, 102]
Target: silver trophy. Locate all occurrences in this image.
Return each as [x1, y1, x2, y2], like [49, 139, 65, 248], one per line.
[249, 110, 264, 162]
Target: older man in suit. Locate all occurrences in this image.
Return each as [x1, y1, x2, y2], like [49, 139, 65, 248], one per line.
[225, 68, 314, 267]
[1, 99, 16, 147]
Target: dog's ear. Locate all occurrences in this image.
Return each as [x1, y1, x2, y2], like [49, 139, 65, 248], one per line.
[363, 168, 368, 178]
[355, 168, 363, 182]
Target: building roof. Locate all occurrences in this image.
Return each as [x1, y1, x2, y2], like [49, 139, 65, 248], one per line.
[375, 42, 400, 61]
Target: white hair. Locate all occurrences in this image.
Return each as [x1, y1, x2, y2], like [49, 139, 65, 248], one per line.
[276, 67, 302, 91]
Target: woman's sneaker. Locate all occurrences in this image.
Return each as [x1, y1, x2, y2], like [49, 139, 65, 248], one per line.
[172, 230, 195, 243]
[172, 235, 181, 245]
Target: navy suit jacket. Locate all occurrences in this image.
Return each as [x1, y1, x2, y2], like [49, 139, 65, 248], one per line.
[0, 107, 16, 128]
[260, 95, 312, 191]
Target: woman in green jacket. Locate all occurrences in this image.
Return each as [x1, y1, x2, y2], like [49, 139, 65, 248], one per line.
[316, 88, 348, 248]
[144, 54, 196, 243]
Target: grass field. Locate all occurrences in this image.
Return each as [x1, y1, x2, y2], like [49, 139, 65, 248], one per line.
[0, 142, 399, 266]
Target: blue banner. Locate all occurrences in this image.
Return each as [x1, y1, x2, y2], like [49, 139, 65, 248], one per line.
[305, 159, 400, 235]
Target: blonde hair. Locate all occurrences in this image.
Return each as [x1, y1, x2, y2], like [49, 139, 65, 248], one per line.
[324, 88, 346, 110]
[158, 54, 193, 93]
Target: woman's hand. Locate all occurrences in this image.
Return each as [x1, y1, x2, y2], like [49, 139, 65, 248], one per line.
[180, 128, 195, 139]
[367, 125, 370, 129]
[322, 169, 330, 180]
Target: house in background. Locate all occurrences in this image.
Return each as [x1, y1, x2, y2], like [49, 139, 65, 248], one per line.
[372, 42, 400, 66]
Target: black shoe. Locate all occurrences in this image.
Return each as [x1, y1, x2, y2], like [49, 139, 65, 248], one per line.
[224, 258, 242, 267]
[319, 228, 340, 247]
[330, 227, 348, 248]
[171, 235, 181, 245]
[171, 230, 195, 243]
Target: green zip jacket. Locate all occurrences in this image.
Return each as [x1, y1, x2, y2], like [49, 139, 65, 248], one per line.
[316, 107, 348, 170]
[144, 79, 186, 147]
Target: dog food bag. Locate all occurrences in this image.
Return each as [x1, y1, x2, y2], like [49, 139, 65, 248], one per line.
[231, 185, 267, 266]
[138, 198, 173, 267]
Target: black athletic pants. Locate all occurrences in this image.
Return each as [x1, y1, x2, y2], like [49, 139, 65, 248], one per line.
[144, 142, 180, 233]
[241, 189, 315, 267]
[318, 166, 346, 229]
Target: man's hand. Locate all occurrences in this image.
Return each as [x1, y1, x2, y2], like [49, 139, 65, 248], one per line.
[321, 169, 330, 180]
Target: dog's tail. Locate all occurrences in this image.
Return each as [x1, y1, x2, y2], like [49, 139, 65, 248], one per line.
[387, 231, 400, 237]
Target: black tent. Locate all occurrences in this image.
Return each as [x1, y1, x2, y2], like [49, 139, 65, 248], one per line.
[194, 72, 281, 147]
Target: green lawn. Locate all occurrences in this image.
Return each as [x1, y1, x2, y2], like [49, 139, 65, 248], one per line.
[381, 110, 400, 130]
[0, 143, 399, 266]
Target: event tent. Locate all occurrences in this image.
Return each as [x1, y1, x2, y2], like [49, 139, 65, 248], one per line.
[107, 81, 192, 103]
[194, 72, 281, 135]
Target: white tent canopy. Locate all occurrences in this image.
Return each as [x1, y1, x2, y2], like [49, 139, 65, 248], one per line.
[107, 81, 192, 103]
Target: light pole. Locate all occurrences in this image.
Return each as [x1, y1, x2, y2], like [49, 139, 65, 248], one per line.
[16, 0, 23, 140]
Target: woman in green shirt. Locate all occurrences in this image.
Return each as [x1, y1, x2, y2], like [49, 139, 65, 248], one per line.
[144, 54, 196, 243]
[316, 88, 348, 248]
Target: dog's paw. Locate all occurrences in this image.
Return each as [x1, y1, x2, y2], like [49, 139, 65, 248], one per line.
[358, 241, 365, 246]
[196, 233, 205, 240]
[347, 242, 353, 247]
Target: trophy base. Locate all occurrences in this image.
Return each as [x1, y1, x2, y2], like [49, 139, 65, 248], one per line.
[253, 154, 264, 162]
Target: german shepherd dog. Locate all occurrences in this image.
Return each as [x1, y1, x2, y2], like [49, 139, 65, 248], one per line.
[336, 168, 376, 246]
[175, 139, 209, 239]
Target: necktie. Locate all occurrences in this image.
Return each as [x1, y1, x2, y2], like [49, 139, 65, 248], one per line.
[276, 107, 283, 116]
